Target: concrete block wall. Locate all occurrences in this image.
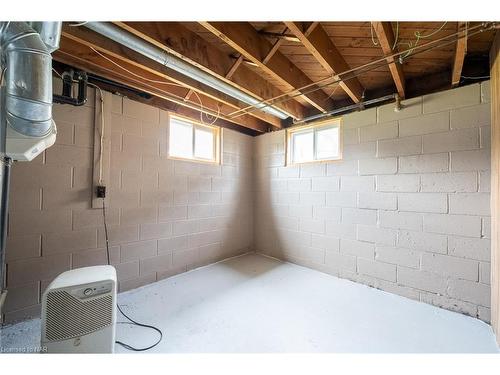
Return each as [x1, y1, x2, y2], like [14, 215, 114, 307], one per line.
[2, 82, 253, 323]
[254, 82, 492, 322]
[2, 80, 493, 325]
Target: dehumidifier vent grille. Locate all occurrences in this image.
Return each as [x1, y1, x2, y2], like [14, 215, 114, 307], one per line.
[45, 290, 113, 341]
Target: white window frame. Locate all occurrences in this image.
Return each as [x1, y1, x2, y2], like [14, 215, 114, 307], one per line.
[286, 117, 343, 165]
[168, 114, 221, 164]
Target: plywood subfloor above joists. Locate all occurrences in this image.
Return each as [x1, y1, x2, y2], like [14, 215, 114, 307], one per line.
[200, 22, 337, 114]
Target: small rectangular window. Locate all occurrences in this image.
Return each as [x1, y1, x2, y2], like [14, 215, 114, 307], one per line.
[194, 127, 214, 160]
[168, 115, 220, 163]
[292, 130, 314, 163]
[287, 118, 342, 165]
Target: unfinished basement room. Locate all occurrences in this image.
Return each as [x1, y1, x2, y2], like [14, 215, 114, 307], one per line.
[1, 2, 500, 369]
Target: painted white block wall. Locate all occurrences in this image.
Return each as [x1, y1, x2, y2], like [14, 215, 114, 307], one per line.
[3, 90, 255, 322]
[253, 82, 492, 322]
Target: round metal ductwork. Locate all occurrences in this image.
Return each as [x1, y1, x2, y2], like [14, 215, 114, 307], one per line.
[0, 22, 60, 137]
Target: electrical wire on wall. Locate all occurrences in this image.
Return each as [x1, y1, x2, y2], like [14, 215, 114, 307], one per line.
[54, 68, 111, 271]
[90, 78, 162, 351]
[52, 69, 106, 173]
[85, 82, 105, 185]
[100, 195, 163, 351]
[52, 67, 163, 350]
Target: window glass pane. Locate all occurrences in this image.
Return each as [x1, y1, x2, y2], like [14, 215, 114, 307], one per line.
[316, 126, 339, 159]
[169, 119, 193, 159]
[292, 130, 314, 163]
[194, 127, 215, 160]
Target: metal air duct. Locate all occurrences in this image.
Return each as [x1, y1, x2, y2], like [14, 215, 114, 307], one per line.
[0, 21, 61, 320]
[84, 22, 290, 120]
[28, 22, 62, 53]
[0, 21, 60, 137]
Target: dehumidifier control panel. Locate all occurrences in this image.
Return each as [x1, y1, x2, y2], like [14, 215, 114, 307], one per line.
[69, 281, 114, 300]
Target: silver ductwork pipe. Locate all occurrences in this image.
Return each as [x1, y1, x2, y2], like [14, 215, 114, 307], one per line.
[0, 21, 60, 137]
[28, 22, 62, 53]
[0, 21, 61, 315]
[84, 22, 290, 120]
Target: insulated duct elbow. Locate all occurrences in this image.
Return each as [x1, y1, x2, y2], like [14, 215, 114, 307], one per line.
[0, 22, 58, 137]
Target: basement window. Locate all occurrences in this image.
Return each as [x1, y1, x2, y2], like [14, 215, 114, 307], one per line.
[168, 115, 221, 163]
[286, 118, 342, 165]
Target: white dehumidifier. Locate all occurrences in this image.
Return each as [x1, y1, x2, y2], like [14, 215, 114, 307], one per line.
[41, 265, 117, 353]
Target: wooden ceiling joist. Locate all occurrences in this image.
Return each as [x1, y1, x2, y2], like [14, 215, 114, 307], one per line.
[371, 22, 406, 98]
[115, 22, 307, 120]
[262, 26, 288, 65]
[60, 25, 281, 130]
[452, 22, 468, 86]
[200, 22, 336, 113]
[225, 55, 244, 79]
[284, 22, 365, 103]
[54, 36, 271, 133]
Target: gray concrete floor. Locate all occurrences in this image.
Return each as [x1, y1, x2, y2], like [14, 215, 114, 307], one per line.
[1, 253, 499, 353]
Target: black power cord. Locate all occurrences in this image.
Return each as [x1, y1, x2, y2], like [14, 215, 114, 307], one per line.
[101, 196, 163, 351]
[115, 304, 163, 351]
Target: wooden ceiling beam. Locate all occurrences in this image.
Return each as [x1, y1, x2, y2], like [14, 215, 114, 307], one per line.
[60, 25, 281, 129]
[284, 22, 365, 103]
[116, 22, 307, 120]
[225, 55, 244, 79]
[262, 38, 285, 65]
[262, 26, 288, 65]
[54, 37, 270, 133]
[200, 22, 335, 113]
[452, 22, 468, 86]
[371, 22, 406, 98]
